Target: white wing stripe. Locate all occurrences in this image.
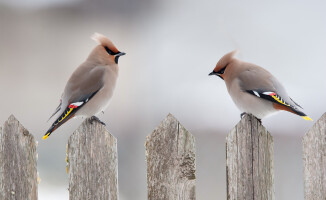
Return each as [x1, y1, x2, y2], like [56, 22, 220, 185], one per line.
[253, 91, 260, 97]
[71, 102, 84, 107]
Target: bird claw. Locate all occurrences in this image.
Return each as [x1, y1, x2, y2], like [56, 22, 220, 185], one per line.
[90, 116, 106, 126]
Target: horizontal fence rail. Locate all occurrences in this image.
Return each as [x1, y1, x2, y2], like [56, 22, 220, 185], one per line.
[0, 113, 325, 199]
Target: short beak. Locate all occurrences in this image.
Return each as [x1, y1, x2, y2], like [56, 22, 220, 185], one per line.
[209, 71, 224, 80]
[209, 71, 217, 76]
[116, 52, 126, 56]
[114, 52, 126, 64]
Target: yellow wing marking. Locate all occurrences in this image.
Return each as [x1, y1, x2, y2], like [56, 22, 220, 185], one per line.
[271, 94, 313, 121]
[59, 108, 74, 123]
[271, 95, 290, 106]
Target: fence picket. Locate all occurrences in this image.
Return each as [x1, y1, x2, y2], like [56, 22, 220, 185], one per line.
[67, 118, 118, 200]
[0, 112, 325, 200]
[145, 114, 196, 200]
[226, 114, 274, 200]
[0, 115, 38, 200]
[303, 112, 326, 200]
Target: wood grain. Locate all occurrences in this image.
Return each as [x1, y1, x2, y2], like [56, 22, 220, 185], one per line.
[0, 115, 38, 200]
[303, 112, 326, 200]
[145, 113, 196, 200]
[67, 118, 118, 200]
[226, 114, 274, 200]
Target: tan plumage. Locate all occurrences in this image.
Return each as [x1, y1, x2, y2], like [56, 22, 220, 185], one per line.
[43, 33, 125, 140]
[209, 50, 312, 121]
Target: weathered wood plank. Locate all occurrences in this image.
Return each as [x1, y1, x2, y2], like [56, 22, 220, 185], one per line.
[67, 118, 118, 200]
[303, 112, 326, 200]
[145, 113, 196, 200]
[226, 114, 274, 200]
[0, 115, 38, 200]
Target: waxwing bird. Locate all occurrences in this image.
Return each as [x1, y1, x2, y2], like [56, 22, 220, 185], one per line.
[43, 33, 125, 140]
[209, 50, 312, 121]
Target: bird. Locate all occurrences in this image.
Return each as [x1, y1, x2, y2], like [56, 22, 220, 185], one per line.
[43, 33, 125, 140]
[209, 50, 312, 121]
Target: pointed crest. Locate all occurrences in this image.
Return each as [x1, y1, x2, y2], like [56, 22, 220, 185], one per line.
[91, 32, 119, 54]
[214, 50, 238, 72]
[227, 49, 239, 58]
[219, 50, 238, 64]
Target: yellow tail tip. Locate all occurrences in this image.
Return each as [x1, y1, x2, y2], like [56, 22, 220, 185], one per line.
[42, 133, 50, 140]
[302, 116, 313, 121]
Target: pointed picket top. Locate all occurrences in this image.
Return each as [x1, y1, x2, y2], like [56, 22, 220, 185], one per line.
[303, 112, 326, 139]
[0, 115, 38, 200]
[67, 117, 118, 200]
[3, 114, 33, 137]
[70, 117, 116, 141]
[1, 114, 36, 148]
[146, 113, 196, 200]
[303, 112, 326, 200]
[226, 113, 274, 200]
[146, 113, 178, 135]
[146, 113, 196, 162]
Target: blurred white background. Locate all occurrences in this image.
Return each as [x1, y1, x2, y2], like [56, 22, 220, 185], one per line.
[0, 0, 325, 199]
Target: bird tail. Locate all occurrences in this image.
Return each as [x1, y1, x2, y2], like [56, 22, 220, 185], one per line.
[273, 103, 312, 121]
[43, 104, 79, 140]
[296, 111, 312, 121]
[43, 90, 101, 140]
[290, 108, 312, 121]
[246, 90, 313, 121]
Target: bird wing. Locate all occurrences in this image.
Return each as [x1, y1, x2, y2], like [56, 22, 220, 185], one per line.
[289, 97, 303, 109]
[237, 66, 296, 106]
[63, 64, 106, 103]
[237, 66, 311, 121]
[246, 90, 296, 109]
[47, 99, 62, 122]
[43, 89, 100, 140]
[244, 90, 311, 120]
[44, 65, 106, 140]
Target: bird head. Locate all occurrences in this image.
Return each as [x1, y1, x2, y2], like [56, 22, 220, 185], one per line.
[209, 50, 238, 80]
[90, 32, 126, 64]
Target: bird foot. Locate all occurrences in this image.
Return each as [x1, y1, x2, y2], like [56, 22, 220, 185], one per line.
[90, 116, 106, 126]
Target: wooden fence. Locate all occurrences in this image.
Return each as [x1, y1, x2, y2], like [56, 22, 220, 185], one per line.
[0, 113, 325, 200]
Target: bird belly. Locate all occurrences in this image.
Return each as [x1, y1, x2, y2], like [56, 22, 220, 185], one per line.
[230, 90, 279, 119]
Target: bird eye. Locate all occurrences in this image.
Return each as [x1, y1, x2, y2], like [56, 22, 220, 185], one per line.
[218, 66, 227, 74]
[104, 46, 115, 55]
